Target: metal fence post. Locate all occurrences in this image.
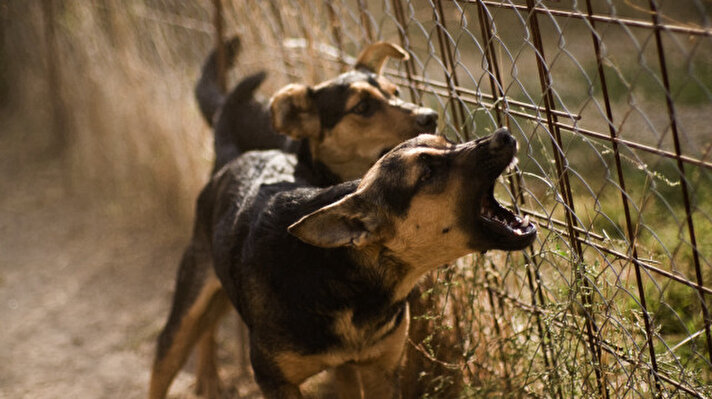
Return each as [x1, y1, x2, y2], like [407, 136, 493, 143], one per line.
[523, 0, 609, 396]
[648, 0, 712, 368]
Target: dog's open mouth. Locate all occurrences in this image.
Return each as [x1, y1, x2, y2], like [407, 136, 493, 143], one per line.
[479, 183, 536, 244]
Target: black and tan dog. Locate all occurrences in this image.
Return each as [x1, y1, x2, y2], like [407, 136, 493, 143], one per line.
[149, 41, 438, 398]
[149, 129, 536, 398]
[195, 37, 438, 179]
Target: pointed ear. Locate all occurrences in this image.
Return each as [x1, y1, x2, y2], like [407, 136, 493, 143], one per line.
[288, 195, 382, 248]
[269, 83, 321, 140]
[354, 42, 409, 74]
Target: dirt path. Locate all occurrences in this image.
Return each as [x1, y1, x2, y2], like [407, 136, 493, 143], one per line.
[0, 131, 248, 398]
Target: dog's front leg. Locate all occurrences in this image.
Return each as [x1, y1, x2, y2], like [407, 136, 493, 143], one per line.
[349, 305, 410, 399]
[333, 363, 365, 399]
[252, 364, 304, 399]
[250, 344, 318, 399]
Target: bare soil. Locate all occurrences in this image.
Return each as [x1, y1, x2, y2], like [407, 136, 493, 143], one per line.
[0, 130, 251, 398]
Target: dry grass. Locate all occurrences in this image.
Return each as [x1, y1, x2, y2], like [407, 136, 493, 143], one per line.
[3, 1, 215, 224]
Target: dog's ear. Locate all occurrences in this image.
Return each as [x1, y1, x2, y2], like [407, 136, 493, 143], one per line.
[354, 42, 409, 74]
[270, 83, 321, 139]
[288, 195, 382, 248]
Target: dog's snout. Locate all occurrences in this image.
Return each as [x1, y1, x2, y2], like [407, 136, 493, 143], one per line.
[415, 109, 438, 132]
[489, 128, 516, 151]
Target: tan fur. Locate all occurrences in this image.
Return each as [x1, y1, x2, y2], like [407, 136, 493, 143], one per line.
[274, 305, 409, 398]
[148, 273, 228, 399]
[270, 43, 436, 182]
[314, 85, 429, 181]
[270, 83, 321, 139]
[386, 190, 470, 300]
[194, 323, 223, 398]
[333, 308, 404, 349]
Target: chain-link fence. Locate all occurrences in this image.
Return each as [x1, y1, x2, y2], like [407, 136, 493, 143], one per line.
[6, 0, 711, 397]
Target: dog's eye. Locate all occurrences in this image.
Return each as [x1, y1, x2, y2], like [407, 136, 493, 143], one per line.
[420, 165, 432, 182]
[418, 153, 434, 182]
[393, 88, 400, 97]
[351, 100, 370, 115]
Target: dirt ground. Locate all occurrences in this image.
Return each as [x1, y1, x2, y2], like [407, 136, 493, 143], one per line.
[0, 129, 253, 398]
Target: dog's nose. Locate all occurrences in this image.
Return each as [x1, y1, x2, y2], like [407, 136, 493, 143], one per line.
[415, 109, 438, 132]
[489, 128, 516, 150]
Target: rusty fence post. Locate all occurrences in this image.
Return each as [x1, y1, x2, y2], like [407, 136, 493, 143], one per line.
[325, 0, 346, 72]
[213, 0, 226, 92]
[648, 0, 712, 369]
[523, 0, 609, 397]
[583, 0, 664, 395]
[474, 3, 564, 397]
[391, 0, 419, 103]
[433, 0, 470, 139]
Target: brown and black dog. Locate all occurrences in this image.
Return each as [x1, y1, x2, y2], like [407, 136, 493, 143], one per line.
[195, 37, 438, 179]
[149, 129, 536, 398]
[149, 40, 438, 398]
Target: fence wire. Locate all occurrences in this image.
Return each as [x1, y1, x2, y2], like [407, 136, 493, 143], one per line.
[15, 0, 712, 397]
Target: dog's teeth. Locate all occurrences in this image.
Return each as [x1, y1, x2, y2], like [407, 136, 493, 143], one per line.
[522, 215, 530, 227]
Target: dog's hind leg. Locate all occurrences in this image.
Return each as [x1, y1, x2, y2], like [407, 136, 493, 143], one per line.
[148, 242, 227, 399]
[195, 294, 230, 398]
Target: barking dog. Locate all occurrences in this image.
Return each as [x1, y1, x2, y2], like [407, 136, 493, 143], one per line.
[149, 129, 536, 398]
[195, 37, 438, 180]
[149, 40, 438, 399]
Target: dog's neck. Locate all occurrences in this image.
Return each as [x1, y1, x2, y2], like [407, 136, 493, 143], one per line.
[350, 245, 427, 304]
[294, 139, 341, 187]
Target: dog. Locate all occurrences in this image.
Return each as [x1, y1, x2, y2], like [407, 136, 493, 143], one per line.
[149, 128, 536, 398]
[148, 40, 439, 398]
[195, 37, 438, 180]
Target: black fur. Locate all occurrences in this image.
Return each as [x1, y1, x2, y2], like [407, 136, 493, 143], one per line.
[206, 151, 404, 356]
[195, 36, 241, 126]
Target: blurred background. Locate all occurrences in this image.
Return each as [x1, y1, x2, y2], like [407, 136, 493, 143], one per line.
[1, 0, 711, 398]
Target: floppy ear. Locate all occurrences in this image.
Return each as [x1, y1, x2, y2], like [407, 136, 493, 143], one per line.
[269, 83, 321, 139]
[354, 42, 409, 74]
[288, 195, 382, 248]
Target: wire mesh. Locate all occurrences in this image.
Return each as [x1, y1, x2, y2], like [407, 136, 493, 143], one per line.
[14, 0, 712, 397]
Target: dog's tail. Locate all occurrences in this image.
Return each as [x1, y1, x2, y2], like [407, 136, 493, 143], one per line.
[196, 36, 293, 172]
[195, 36, 242, 126]
[212, 71, 274, 171]
[220, 70, 267, 110]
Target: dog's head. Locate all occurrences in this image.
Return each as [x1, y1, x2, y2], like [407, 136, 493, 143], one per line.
[289, 128, 536, 271]
[270, 42, 438, 181]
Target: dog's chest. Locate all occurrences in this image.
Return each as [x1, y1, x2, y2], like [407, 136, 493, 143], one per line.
[330, 301, 407, 355]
